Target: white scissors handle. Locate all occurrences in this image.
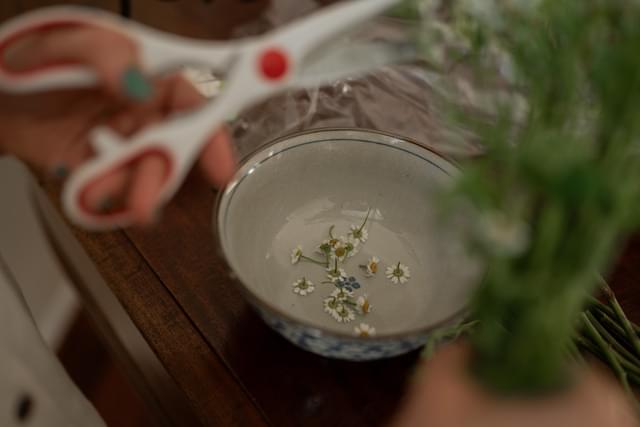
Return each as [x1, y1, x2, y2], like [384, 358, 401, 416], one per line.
[0, 0, 400, 229]
[0, 6, 241, 93]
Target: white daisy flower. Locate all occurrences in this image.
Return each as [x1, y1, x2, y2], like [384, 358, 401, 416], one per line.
[326, 259, 348, 283]
[292, 278, 315, 296]
[362, 256, 380, 277]
[354, 323, 376, 337]
[323, 296, 343, 317]
[348, 224, 369, 244]
[290, 245, 303, 265]
[331, 287, 354, 300]
[386, 262, 411, 284]
[333, 306, 355, 323]
[344, 239, 359, 258]
[357, 294, 373, 314]
[332, 240, 349, 262]
[348, 208, 372, 244]
[326, 226, 341, 249]
[327, 268, 347, 283]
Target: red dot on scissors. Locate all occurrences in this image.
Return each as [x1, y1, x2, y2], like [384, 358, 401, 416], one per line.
[259, 48, 289, 80]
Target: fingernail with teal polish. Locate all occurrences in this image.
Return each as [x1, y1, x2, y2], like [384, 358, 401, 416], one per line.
[122, 67, 152, 101]
[52, 164, 69, 179]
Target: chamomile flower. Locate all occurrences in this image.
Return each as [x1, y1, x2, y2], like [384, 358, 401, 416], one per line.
[354, 323, 376, 337]
[326, 258, 347, 283]
[348, 208, 372, 244]
[292, 278, 315, 296]
[323, 296, 343, 317]
[331, 287, 354, 300]
[327, 225, 341, 247]
[333, 305, 356, 323]
[291, 246, 303, 264]
[326, 268, 347, 283]
[344, 239, 359, 258]
[361, 256, 380, 277]
[357, 294, 373, 314]
[333, 241, 349, 262]
[386, 262, 411, 284]
[348, 224, 369, 244]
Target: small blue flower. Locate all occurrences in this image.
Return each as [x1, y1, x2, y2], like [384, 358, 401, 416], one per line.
[352, 282, 360, 289]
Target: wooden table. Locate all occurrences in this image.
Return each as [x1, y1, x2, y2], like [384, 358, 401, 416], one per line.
[40, 169, 640, 427]
[5, 0, 640, 425]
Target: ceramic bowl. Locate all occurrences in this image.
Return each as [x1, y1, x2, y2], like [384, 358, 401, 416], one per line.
[214, 129, 479, 361]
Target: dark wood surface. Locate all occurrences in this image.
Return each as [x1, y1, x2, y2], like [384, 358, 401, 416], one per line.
[41, 170, 640, 427]
[3, 0, 640, 426]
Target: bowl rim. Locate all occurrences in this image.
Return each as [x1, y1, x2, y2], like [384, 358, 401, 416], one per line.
[212, 127, 471, 342]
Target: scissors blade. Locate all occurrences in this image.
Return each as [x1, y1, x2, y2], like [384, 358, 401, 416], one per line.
[296, 40, 418, 87]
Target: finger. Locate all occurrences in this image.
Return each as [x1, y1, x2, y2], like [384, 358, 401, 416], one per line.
[106, 106, 165, 138]
[158, 75, 237, 186]
[81, 167, 131, 213]
[199, 127, 236, 188]
[126, 154, 168, 225]
[58, 109, 161, 209]
[3, 25, 151, 100]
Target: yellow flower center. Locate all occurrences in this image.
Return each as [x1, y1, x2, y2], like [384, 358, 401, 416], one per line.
[335, 247, 346, 257]
[359, 330, 369, 337]
[369, 262, 378, 273]
[361, 301, 370, 313]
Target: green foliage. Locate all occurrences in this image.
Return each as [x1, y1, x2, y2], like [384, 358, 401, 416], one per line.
[417, 0, 640, 393]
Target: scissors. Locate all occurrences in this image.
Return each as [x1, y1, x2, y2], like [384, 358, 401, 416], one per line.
[0, 0, 408, 230]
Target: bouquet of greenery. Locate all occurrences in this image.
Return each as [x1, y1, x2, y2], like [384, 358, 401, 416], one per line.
[397, 0, 640, 396]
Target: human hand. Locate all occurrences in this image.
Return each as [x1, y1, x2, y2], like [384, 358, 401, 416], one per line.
[390, 343, 638, 427]
[0, 22, 236, 225]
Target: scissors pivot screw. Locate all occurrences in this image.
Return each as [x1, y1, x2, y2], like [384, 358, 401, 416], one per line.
[259, 48, 289, 81]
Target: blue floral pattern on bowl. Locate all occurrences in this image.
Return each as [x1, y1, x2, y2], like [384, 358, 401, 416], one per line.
[255, 306, 439, 361]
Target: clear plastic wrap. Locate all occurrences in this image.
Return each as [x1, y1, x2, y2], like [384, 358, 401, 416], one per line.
[185, 2, 493, 161]
[228, 13, 485, 160]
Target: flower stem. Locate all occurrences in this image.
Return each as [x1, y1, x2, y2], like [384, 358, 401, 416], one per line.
[300, 255, 327, 266]
[582, 313, 630, 388]
[585, 311, 640, 366]
[581, 312, 637, 400]
[601, 279, 640, 358]
[587, 295, 616, 318]
[591, 308, 634, 349]
[358, 208, 371, 233]
[329, 225, 336, 239]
